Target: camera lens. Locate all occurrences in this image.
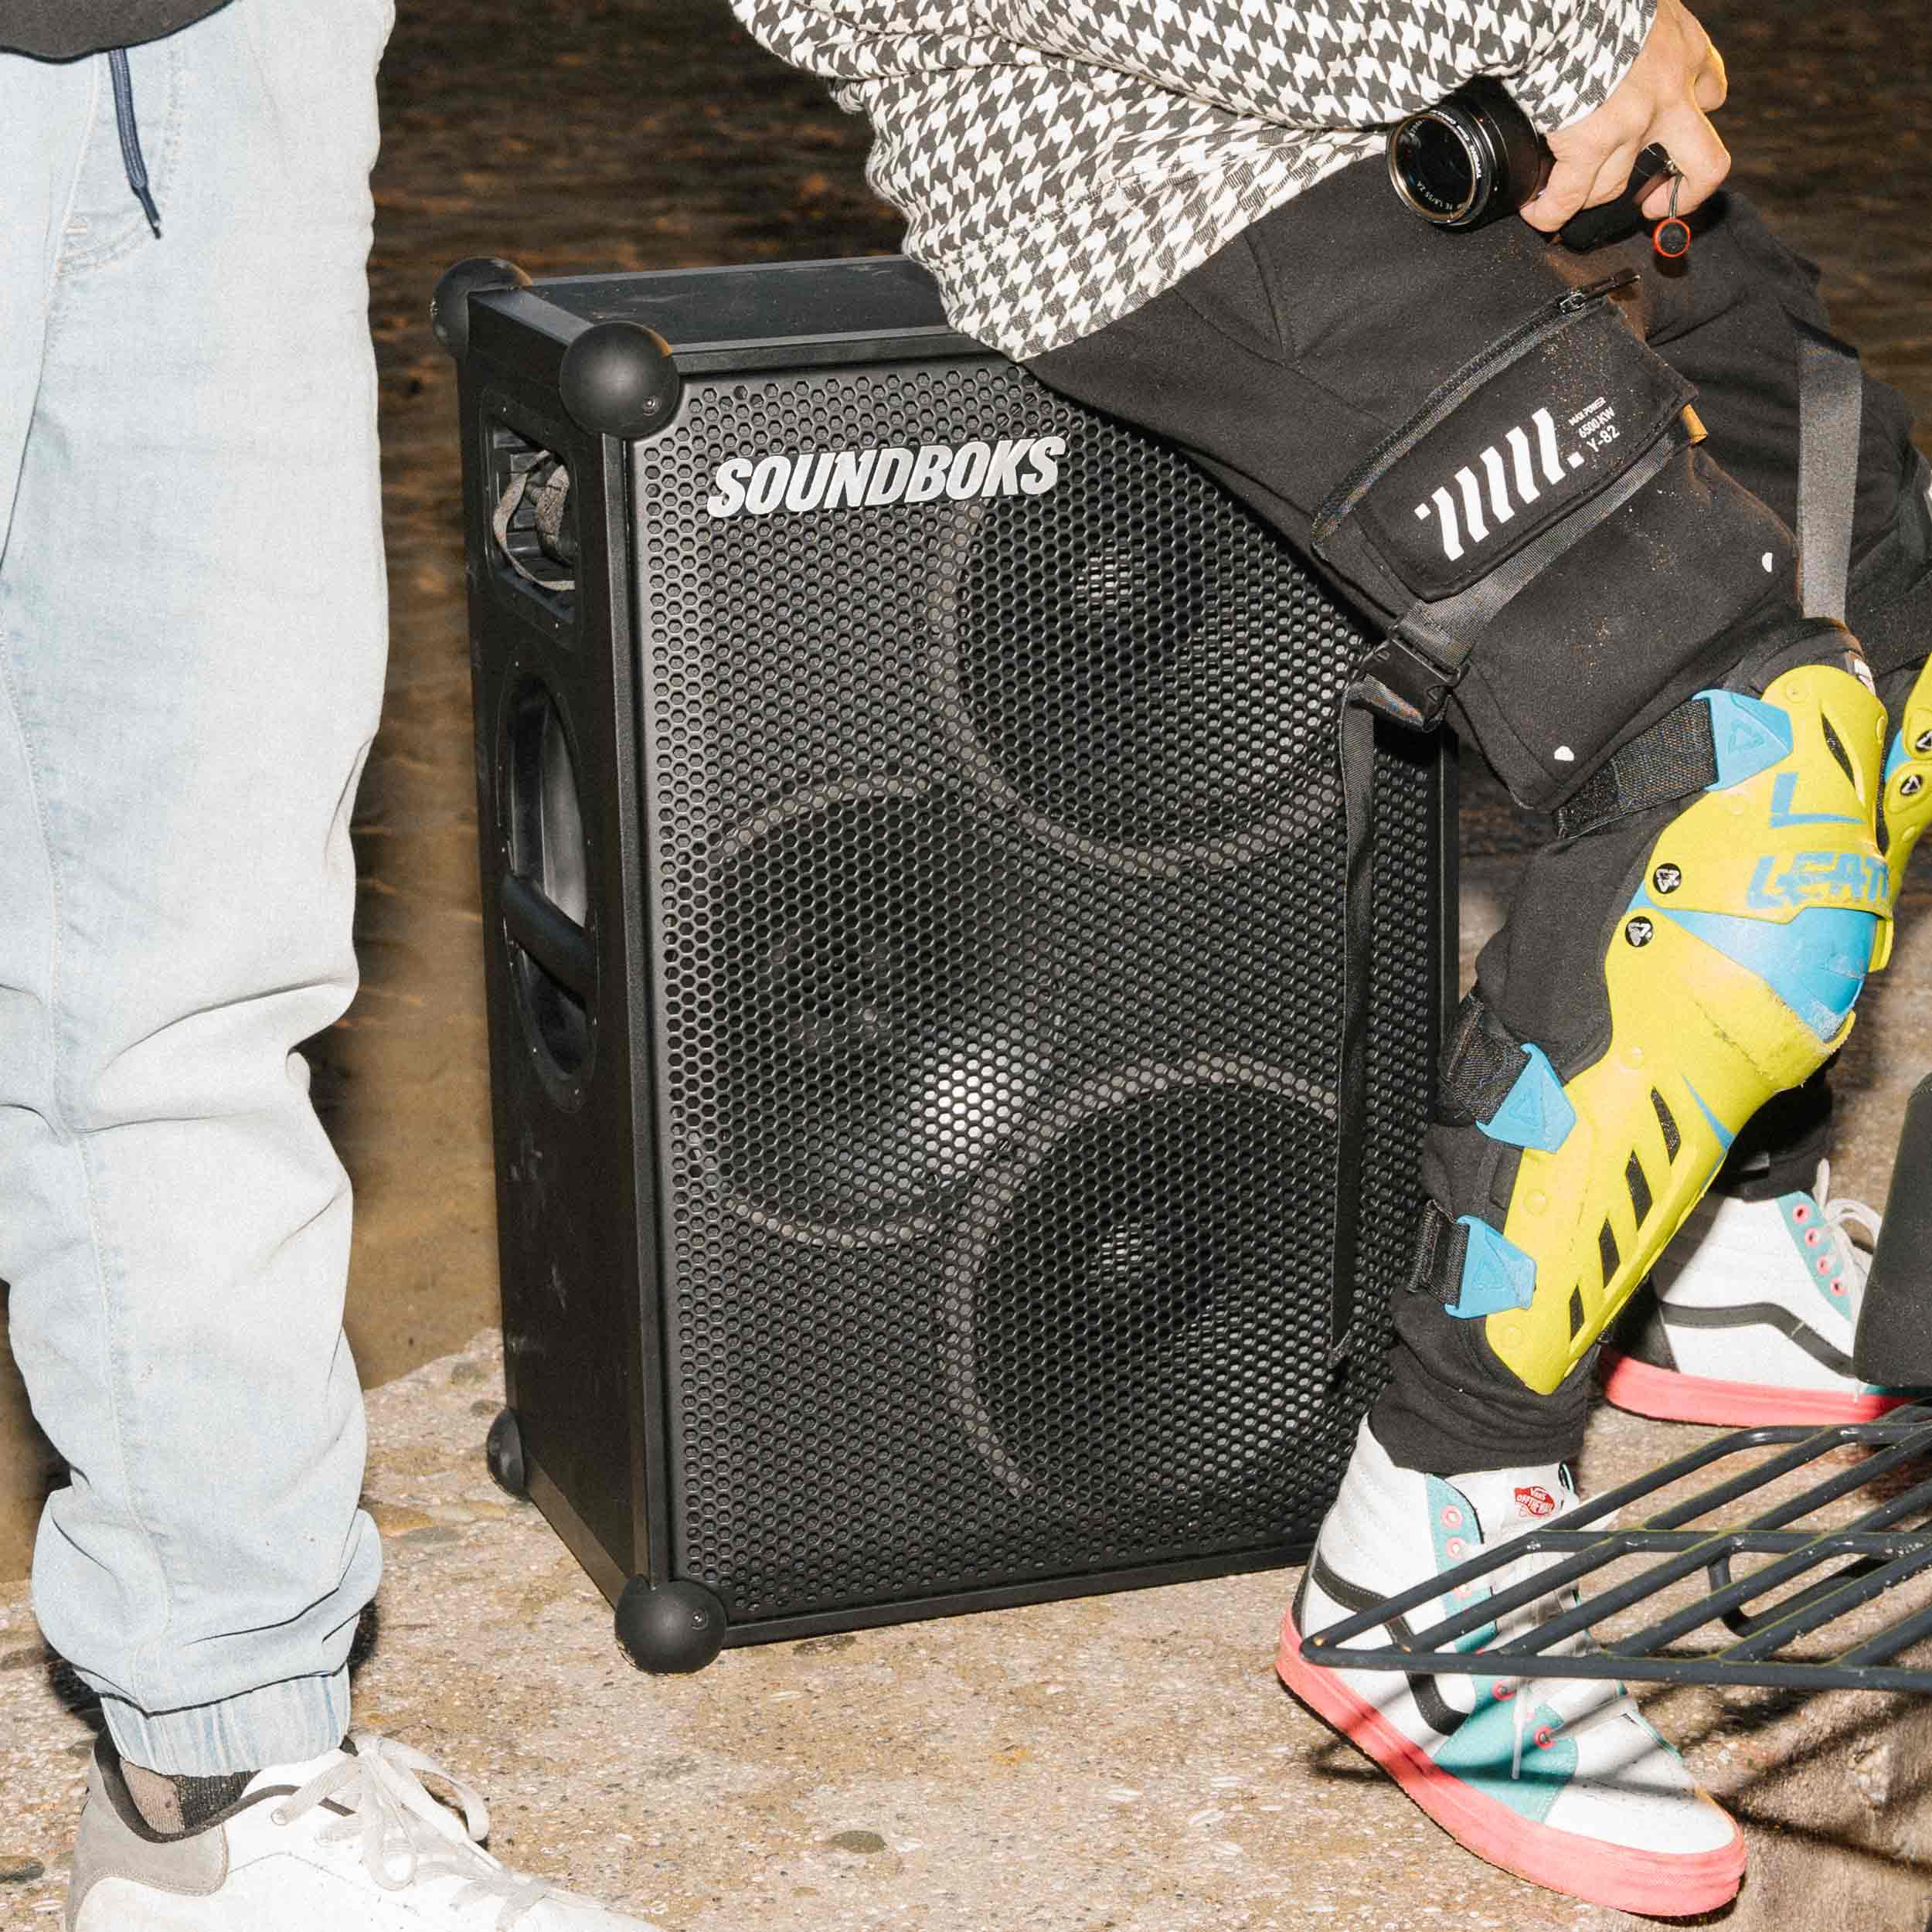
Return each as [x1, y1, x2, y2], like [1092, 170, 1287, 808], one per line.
[1386, 80, 1549, 233]
[1389, 114, 1482, 224]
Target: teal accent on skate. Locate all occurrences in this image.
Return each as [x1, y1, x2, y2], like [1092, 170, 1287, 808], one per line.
[1425, 1475, 1495, 1651]
[1430, 1697, 1580, 1822]
[1448, 1220, 1537, 1320]
[1480, 1044, 1577, 1154]
[1777, 1192, 1852, 1311]
[1701, 689, 1794, 790]
[1886, 733, 1909, 783]
[1659, 901, 1877, 1041]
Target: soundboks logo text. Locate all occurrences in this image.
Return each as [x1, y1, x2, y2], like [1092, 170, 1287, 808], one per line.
[706, 437, 1066, 519]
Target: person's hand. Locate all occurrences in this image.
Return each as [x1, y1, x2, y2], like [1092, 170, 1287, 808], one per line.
[1519, 0, 1729, 233]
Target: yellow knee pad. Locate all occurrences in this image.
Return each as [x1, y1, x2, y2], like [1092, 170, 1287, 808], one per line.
[1473, 663, 1891, 1393]
[1882, 655, 1932, 896]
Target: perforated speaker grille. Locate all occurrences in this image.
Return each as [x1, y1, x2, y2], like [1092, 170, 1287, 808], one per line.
[631, 358, 1439, 1624]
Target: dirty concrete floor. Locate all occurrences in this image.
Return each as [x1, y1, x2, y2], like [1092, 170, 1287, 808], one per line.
[1, 0, 1930, 1919]
[9, 1336, 1932, 1930]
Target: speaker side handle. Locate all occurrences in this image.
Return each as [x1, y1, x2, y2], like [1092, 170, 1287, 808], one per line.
[502, 871, 596, 998]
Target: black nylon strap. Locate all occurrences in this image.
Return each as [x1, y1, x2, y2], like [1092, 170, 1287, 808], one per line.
[1401, 1200, 1466, 1308]
[1437, 992, 1531, 1130]
[1554, 697, 1719, 841]
[1793, 319, 1864, 627]
[1329, 697, 1378, 1366]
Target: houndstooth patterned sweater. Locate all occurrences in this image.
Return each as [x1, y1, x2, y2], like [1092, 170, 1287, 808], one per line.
[731, 1, 1657, 359]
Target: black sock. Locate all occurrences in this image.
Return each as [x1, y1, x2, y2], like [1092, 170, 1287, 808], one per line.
[121, 1760, 256, 1838]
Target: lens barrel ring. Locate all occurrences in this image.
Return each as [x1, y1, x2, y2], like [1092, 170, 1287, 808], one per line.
[1387, 107, 1490, 227]
[1387, 77, 1549, 233]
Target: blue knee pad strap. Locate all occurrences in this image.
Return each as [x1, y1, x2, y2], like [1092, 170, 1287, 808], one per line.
[1447, 1219, 1539, 1321]
[1478, 1043, 1577, 1154]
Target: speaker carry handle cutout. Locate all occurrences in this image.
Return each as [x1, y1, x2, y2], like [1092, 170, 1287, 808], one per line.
[501, 679, 596, 1094]
[482, 404, 581, 635]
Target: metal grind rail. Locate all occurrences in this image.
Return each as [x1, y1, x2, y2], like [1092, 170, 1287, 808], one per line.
[1300, 1405, 1932, 1692]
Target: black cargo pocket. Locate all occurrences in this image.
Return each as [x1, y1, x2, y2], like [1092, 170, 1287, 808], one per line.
[1313, 278, 1695, 606]
[1308, 277, 1763, 810]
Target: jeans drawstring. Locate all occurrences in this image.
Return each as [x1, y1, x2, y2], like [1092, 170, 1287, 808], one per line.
[107, 49, 163, 238]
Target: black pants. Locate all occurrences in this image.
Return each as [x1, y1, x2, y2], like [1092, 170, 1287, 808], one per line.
[1026, 158, 1930, 1475]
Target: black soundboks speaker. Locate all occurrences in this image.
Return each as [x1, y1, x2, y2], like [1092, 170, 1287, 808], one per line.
[434, 253, 1454, 1670]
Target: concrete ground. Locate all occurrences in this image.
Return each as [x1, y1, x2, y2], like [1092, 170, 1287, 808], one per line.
[2, 0, 1930, 1923]
[9, 1339, 1932, 1930]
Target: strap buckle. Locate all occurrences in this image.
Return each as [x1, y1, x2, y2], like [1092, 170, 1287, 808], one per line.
[1349, 634, 1466, 731]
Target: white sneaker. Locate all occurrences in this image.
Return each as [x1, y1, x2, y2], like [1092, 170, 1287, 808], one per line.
[1600, 1159, 1919, 1426]
[69, 1733, 660, 1930]
[1277, 1420, 1743, 1917]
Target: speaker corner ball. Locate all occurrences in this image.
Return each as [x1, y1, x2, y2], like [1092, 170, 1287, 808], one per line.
[615, 1577, 728, 1673]
[483, 1406, 528, 1499]
[560, 322, 683, 440]
[431, 257, 532, 360]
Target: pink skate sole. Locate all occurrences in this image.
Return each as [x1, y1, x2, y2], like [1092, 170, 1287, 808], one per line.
[1275, 1608, 1745, 1918]
[1599, 1351, 1913, 1427]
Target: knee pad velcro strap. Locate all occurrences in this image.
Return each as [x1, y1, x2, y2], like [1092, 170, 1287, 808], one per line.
[1434, 994, 1574, 1145]
[1471, 663, 1891, 1394]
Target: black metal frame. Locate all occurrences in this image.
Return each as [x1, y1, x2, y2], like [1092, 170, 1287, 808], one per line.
[1301, 1404, 1932, 1692]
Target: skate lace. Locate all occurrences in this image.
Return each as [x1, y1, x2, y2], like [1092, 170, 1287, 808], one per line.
[1817, 1159, 1882, 1304]
[1487, 1516, 1641, 1781]
[274, 1734, 553, 1930]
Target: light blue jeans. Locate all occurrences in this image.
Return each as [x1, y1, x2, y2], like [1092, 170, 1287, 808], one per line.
[0, 0, 392, 1775]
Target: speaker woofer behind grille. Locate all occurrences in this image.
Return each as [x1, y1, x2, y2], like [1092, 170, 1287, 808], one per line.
[930, 458, 1344, 874]
[947, 1060, 1339, 1514]
[701, 780, 1056, 1240]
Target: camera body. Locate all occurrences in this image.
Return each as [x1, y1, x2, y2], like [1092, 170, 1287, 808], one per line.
[1388, 77, 1672, 252]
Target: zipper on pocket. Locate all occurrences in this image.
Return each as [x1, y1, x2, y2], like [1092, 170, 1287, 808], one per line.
[1311, 270, 1639, 548]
